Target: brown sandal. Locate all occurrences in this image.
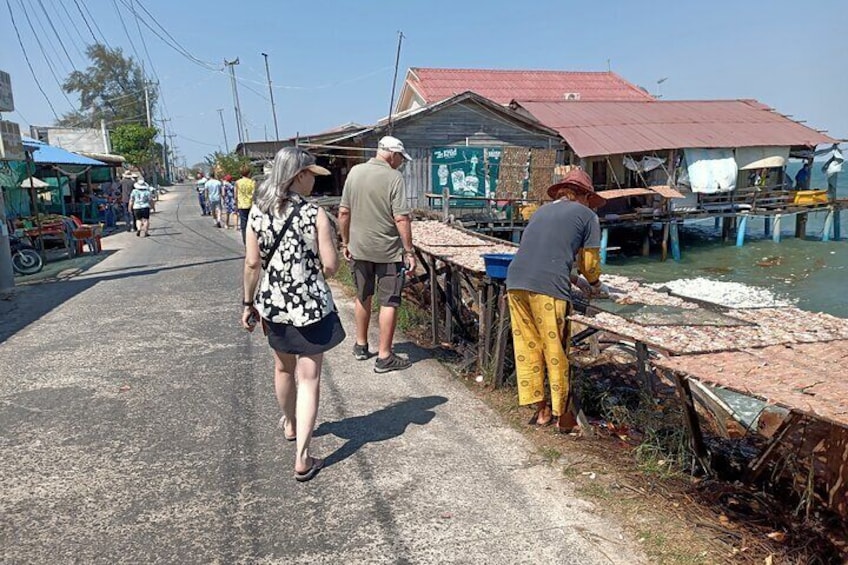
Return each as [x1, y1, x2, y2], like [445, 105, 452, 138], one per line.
[528, 403, 553, 426]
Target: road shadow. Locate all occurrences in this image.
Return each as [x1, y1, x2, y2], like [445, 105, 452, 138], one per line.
[315, 395, 448, 468]
[393, 340, 462, 364]
[0, 256, 242, 344]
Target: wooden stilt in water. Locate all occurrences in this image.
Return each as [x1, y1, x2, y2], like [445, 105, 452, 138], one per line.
[600, 227, 609, 265]
[714, 217, 721, 231]
[721, 216, 733, 243]
[736, 214, 748, 247]
[795, 212, 807, 239]
[764, 216, 771, 237]
[822, 207, 834, 242]
[670, 222, 681, 262]
[835, 206, 842, 240]
[661, 222, 670, 262]
[772, 214, 782, 243]
[641, 226, 651, 256]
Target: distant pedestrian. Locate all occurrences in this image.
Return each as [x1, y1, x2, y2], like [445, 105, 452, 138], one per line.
[241, 147, 343, 482]
[338, 135, 415, 373]
[205, 172, 223, 228]
[222, 174, 236, 229]
[119, 171, 138, 232]
[505, 169, 608, 433]
[129, 179, 154, 237]
[195, 172, 208, 215]
[235, 166, 256, 243]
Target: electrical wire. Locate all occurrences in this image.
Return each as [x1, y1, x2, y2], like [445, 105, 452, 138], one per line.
[34, 0, 78, 72]
[116, 0, 220, 73]
[77, 0, 111, 48]
[111, 0, 143, 66]
[48, 0, 86, 59]
[71, 0, 98, 44]
[6, 0, 59, 119]
[176, 134, 220, 148]
[16, 0, 76, 110]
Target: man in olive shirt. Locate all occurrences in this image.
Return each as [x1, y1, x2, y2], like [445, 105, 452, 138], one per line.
[339, 136, 416, 373]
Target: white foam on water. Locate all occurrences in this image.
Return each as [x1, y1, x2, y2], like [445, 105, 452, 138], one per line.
[647, 277, 795, 309]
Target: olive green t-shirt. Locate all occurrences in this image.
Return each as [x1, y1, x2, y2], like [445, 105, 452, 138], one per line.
[340, 158, 410, 263]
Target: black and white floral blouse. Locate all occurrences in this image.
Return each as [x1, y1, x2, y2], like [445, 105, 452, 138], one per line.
[248, 194, 335, 327]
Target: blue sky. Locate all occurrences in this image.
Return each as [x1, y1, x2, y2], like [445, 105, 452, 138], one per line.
[1, 0, 845, 165]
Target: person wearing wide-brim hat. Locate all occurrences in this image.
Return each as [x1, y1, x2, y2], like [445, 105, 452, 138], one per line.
[129, 179, 154, 237]
[504, 168, 608, 433]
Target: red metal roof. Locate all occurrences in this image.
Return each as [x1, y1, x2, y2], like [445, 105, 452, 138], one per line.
[406, 68, 653, 105]
[517, 99, 837, 157]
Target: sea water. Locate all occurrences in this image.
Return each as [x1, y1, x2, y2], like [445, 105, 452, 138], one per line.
[605, 168, 848, 318]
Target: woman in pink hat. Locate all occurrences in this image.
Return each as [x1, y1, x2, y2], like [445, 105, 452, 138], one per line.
[504, 169, 607, 433]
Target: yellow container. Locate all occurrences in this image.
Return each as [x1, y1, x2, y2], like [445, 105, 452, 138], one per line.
[793, 190, 829, 205]
[518, 203, 539, 220]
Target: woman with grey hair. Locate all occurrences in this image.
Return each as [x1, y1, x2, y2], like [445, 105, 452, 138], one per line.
[241, 147, 344, 482]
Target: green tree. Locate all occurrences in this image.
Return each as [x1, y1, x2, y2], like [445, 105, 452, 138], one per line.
[205, 151, 252, 179]
[58, 44, 155, 129]
[112, 123, 158, 169]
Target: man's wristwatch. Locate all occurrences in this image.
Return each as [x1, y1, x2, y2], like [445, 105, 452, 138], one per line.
[242, 300, 253, 307]
[403, 248, 414, 256]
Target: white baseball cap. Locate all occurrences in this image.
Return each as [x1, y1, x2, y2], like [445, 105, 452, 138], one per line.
[378, 135, 412, 161]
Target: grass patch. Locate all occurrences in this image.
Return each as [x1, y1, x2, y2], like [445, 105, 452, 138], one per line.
[538, 445, 561, 464]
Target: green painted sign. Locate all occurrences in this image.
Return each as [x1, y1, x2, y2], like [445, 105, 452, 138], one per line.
[431, 146, 502, 207]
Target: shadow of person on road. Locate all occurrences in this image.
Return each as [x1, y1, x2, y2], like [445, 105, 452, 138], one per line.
[315, 396, 447, 468]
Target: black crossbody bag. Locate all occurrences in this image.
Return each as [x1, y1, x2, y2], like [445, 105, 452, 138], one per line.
[261, 201, 303, 270]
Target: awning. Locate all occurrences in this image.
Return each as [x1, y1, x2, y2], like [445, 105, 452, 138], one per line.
[22, 137, 107, 166]
[735, 146, 789, 170]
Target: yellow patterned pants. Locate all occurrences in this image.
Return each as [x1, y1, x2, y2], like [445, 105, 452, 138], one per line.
[507, 290, 571, 416]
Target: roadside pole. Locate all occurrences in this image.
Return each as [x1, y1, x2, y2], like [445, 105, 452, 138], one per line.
[0, 188, 14, 291]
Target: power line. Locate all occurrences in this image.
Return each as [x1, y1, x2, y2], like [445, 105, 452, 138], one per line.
[5, 0, 58, 119]
[77, 0, 111, 48]
[16, 0, 76, 110]
[35, 0, 78, 72]
[111, 0, 143, 66]
[71, 0, 98, 44]
[48, 0, 86, 59]
[116, 0, 220, 72]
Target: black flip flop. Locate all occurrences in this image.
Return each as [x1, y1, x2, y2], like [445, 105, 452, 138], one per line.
[294, 457, 324, 483]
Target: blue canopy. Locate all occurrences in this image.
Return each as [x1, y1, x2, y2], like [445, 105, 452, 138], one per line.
[22, 137, 107, 166]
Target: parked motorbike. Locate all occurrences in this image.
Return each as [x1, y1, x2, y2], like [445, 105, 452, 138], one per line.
[9, 235, 43, 275]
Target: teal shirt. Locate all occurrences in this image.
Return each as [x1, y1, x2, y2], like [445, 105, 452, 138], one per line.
[130, 187, 152, 209]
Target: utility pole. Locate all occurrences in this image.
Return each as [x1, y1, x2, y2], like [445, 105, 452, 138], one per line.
[157, 117, 170, 185]
[224, 58, 245, 154]
[387, 31, 404, 134]
[261, 52, 280, 141]
[165, 133, 178, 182]
[216, 108, 229, 151]
[142, 62, 152, 127]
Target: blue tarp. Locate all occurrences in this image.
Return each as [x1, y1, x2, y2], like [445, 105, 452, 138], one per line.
[22, 137, 107, 166]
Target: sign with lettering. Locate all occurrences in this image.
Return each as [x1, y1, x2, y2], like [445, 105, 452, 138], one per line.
[431, 146, 502, 207]
[0, 71, 13, 113]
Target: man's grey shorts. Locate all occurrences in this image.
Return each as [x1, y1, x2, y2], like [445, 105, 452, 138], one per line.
[351, 260, 403, 307]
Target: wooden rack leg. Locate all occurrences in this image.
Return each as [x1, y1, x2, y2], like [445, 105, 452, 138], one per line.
[429, 256, 439, 345]
[745, 411, 803, 482]
[672, 373, 711, 473]
[493, 288, 510, 388]
[477, 285, 488, 371]
[444, 267, 454, 344]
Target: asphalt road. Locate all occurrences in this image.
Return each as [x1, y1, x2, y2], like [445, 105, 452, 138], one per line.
[0, 185, 645, 564]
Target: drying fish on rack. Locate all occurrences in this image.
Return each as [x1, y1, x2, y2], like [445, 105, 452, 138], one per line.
[413, 220, 516, 273]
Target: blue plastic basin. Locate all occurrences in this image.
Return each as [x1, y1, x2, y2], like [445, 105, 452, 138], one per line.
[481, 253, 515, 280]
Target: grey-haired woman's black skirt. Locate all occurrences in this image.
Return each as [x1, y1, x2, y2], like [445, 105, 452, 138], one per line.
[263, 311, 346, 355]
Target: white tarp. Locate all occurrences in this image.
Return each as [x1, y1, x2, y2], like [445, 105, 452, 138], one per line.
[735, 146, 789, 170]
[822, 145, 844, 178]
[684, 148, 737, 194]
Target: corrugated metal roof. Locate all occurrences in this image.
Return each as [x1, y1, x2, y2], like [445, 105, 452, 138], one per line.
[517, 100, 837, 157]
[22, 137, 107, 166]
[408, 68, 653, 105]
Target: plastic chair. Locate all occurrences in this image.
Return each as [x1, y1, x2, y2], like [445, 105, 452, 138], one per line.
[71, 226, 101, 254]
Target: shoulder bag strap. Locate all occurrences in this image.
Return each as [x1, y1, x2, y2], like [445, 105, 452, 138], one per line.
[261, 201, 303, 270]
